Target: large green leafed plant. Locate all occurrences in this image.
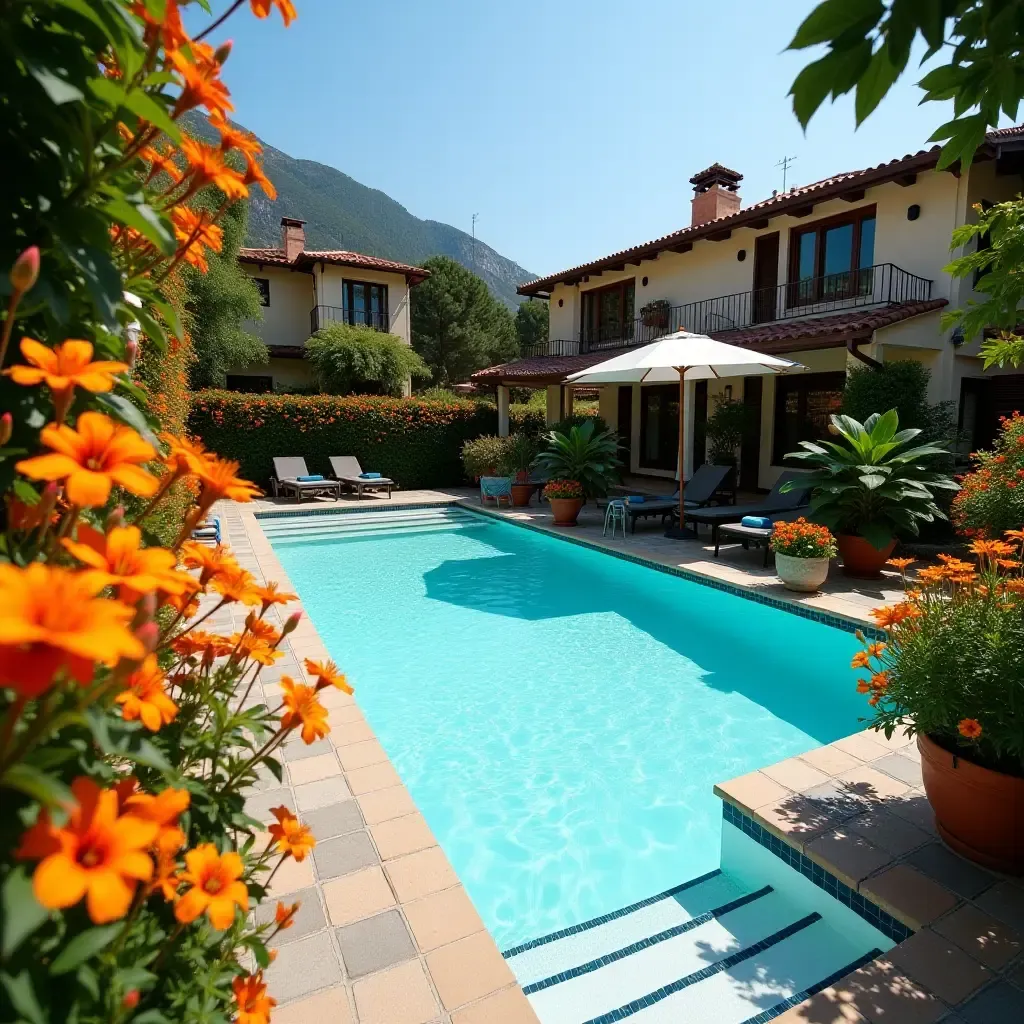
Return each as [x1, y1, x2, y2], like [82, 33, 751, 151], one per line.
[783, 410, 958, 549]
[532, 420, 622, 498]
[305, 322, 430, 396]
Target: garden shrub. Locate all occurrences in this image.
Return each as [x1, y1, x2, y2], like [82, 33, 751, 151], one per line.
[461, 435, 509, 478]
[305, 322, 430, 396]
[952, 411, 1024, 536]
[551, 412, 610, 436]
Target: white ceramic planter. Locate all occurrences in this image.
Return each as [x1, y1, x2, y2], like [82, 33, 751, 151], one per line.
[775, 552, 830, 592]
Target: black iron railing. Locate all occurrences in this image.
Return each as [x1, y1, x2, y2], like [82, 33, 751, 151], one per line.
[310, 305, 389, 334]
[521, 263, 933, 359]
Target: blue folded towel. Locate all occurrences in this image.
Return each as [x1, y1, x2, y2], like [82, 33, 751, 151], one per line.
[741, 516, 773, 529]
[359, 472, 382, 479]
[297, 474, 323, 482]
[626, 495, 644, 503]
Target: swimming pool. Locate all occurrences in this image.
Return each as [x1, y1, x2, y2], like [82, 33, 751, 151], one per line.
[266, 507, 864, 950]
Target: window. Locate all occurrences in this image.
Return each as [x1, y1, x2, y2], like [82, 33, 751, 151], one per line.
[225, 375, 273, 394]
[580, 280, 635, 347]
[639, 383, 680, 471]
[344, 281, 388, 329]
[772, 371, 846, 464]
[789, 207, 876, 305]
[252, 277, 270, 307]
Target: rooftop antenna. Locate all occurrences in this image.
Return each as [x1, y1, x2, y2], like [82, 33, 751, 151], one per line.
[471, 212, 479, 273]
[775, 155, 797, 193]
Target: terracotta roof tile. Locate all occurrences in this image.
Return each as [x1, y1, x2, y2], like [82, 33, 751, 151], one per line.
[237, 247, 429, 282]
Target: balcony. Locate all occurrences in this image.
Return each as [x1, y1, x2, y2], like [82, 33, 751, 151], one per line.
[521, 263, 933, 359]
[310, 305, 389, 335]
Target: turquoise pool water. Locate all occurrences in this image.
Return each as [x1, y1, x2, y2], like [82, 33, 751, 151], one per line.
[269, 510, 864, 950]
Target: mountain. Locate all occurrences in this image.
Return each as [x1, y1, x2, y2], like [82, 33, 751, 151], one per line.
[183, 112, 536, 308]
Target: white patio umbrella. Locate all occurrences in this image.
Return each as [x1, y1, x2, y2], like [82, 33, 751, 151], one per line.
[566, 331, 805, 532]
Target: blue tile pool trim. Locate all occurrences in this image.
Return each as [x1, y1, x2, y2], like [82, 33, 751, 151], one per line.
[502, 868, 723, 958]
[581, 912, 822, 1024]
[739, 946, 883, 1024]
[722, 801, 913, 944]
[255, 500, 461, 520]
[522, 885, 774, 996]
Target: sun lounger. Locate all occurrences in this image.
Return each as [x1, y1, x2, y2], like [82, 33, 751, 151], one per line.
[625, 464, 734, 532]
[330, 456, 396, 499]
[684, 471, 813, 544]
[271, 458, 342, 502]
[714, 510, 805, 568]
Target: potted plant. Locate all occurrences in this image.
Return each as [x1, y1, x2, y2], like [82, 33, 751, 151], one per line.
[853, 539, 1024, 872]
[461, 435, 509, 482]
[783, 410, 958, 578]
[640, 298, 671, 329]
[770, 518, 837, 592]
[705, 397, 752, 466]
[499, 433, 539, 506]
[544, 479, 585, 525]
[532, 420, 622, 500]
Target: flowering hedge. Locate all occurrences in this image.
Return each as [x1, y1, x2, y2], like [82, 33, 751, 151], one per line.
[189, 390, 546, 489]
[952, 412, 1024, 537]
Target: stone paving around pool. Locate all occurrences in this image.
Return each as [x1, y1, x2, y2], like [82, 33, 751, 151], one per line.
[223, 487, 1023, 1023]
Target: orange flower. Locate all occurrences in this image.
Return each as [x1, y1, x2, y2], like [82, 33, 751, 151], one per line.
[172, 630, 234, 659]
[970, 538, 1015, 561]
[211, 565, 263, 605]
[866, 641, 886, 658]
[869, 602, 921, 630]
[180, 541, 238, 585]
[886, 557, 915, 572]
[175, 844, 248, 929]
[17, 412, 158, 507]
[160, 431, 211, 477]
[192, 454, 262, 508]
[304, 657, 352, 694]
[250, 580, 297, 611]
[1005, 529, 1024, 543]
[133, 0, 188, 49]
[231, 632, 282, 666]
[169, 206, 224, 272]
[208, 109, 261, 158]
[242, 152, 277, 200]
[16, 778, 157, 923]
[153, 850, 181, 902]
[139, 141, 183, 184]
[870, 671, 890, 692]
[63, 524, 192, 600]
[169, 42, 233, 118]
[268, 806, 316, 861]
[116, 655, 179, 731]
[4, 338, 127, 405]
[233, 970, 276, 1024]
[123, 786, 190, 857]
[250, 0, 297, 26]
[179, 137, 248, 199]
[280, 677, 330, 744]
[856, 679, 872, 694]
[850, 651, 871, 669]
[0, 563, 143, 696]
[958, 718, 983, 740]
[275, 900, 299, 929]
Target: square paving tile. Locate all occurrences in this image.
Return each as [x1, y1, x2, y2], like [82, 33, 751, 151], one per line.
[956, 980, 1024, 1023]
[831, 731, 892, 763]
[805, 828, 892, 889]
[273, 986, 353, 1024]
[451, 985, 540, 1024]
[358, 785, 417, 826]
[887, 928, 990, 1005]
[905, 843, 996, 900]
[332, 720, 376, 747]
[253, 885, 326, 945]
[345, 761, 403, 795]
[385, 846, 460, 903]
[244, 787, 291, 825]
[426, 931, 517, 1011]
[861, 865, 960, 929]
[265, 852, 315, 898]
[338, 739, 389, 772]
[295, 776, 351, 812]
[761, 757, 831, 792]
[322, 866, 396, 926]
[844, 808, 932, 858]
[404, 886, 486, 952]
[883, 788, 937, 832]
[715, 771, 792, 810]
[821, 959, 943, 1024]
[287, 752, 341, 786]
[303, 799, 363, 840]
[352, 960, 439, 1024]
[282, 736, 335, 761]
[975, 882, 1024, 933]
[335, 909, 416, 978]
[370, 814, 436, 860]
[872, 752, 924, 788]
[798, 744, 866, 777]
[264, 930, 343, 1005]
[835, 765, 911, 802]
[312, 831, 379, 880]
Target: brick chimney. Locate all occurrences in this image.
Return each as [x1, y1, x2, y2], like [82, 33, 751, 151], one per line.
[689, 164, 743, 227]
[281, 216, 306, 262]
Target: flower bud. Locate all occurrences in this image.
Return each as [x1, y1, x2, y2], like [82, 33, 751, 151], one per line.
[121, 991, 140, 1010]
[106, 504, 125, 531]
[136, 621, 160, 654]
[0, 412, 11, 447]
[245, 609, 258, 631]
[214, 40, 233, 64]
[138, 591, 158, 621]
[126, 338, 139, 368]
[282, 611, 302, 635]
[10, 246, 40, 294]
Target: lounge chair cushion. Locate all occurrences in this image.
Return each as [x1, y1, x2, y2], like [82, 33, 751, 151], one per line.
[626, 495, 645, 503]
[359, 472, 382, 479]
[297, 474, 324, 482]
[741, 516, 773, 528]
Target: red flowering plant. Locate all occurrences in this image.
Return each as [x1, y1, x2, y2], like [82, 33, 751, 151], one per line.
[770, 518, 837, 559]
[851, 538, 1024, 777]
[952, 412, 1024, 538]
[544, 479, 585, 500]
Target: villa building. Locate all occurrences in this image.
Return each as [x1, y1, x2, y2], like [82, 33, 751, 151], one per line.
[474, 128, 1024, 489]
[229, 217, 429, 392]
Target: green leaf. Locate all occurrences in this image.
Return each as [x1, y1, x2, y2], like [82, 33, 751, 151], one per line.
[855, 46, 902, 125]
[788, 0, 883, 49]
[790, 55, 839, 129]
[28, 64, 85, 105]
[133, 305, 170, 353]
[50, 924, 123, 975]
[251, 938, 271, 969]
[63, 244, 122, 328]
[1, 764, 73, 808]
[93, 390, 160, 447]
[100, 197, 174, 255]
[153, 298, 184, 343]
[0, 970, 46, 1024]
[132, 1011, 170, 1024]
[1, 868, 49, 958]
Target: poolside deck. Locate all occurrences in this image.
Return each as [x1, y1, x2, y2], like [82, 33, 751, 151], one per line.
[218, 489, 1023, 1023]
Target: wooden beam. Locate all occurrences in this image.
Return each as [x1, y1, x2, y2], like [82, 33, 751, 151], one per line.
[707, 228, 732, 241]
[628, 259, 643, 267]
[608, 263, 625, 272]
[841, 189, 866, 202]
[896, 173, 917, 187]
[669, 242, 693, 254]
[749, 218, 770, 229]
[791, 204, 815, 218]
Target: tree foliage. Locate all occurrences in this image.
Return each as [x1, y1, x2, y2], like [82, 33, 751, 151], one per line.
[515, 299, 549, 351]
[305, 322, 430, 396]
[181, 197, 267, 389]
[410, 256, 518, 385]
[533, 420, 622, 498]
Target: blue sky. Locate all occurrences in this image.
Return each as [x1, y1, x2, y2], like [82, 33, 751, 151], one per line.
[202, 0, 971, 277]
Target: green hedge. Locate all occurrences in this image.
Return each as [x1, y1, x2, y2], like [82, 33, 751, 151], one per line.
[188, 390, 546, 489]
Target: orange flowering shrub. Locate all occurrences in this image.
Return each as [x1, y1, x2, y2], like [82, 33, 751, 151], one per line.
[0, 3, 336, 1022]
[770, 518, 837, 559]
[951, 411, 1024, 538]
[544, 479, 585, 500]
[852, 537, 1024, 776]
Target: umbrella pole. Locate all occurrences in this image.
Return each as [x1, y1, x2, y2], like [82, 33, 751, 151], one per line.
[677, 366, 687, 532]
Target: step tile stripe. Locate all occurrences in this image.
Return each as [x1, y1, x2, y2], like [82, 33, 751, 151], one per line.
[738, 947, 883, 1024]
[578, 912, 823, 1024]
[502, 869, 723, 959]
[522, 886, 774, 996]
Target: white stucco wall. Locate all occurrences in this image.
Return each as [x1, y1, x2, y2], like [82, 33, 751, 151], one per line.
[310, 264, 412, 344]
[241, 265, 314, 348]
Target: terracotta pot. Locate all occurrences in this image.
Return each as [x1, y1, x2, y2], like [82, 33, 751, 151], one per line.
[549, 497, 583, 526]
[837, 534, 895, 578]
[514, 470, 529, 484]
[918, 733, 1024, 874]
[775, 553, 830, 592]
[510, 483, 534, 507]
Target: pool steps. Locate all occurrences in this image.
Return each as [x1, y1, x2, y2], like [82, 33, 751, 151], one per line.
[506, 869, 881, 1024]
[256, 506, 483, 544]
